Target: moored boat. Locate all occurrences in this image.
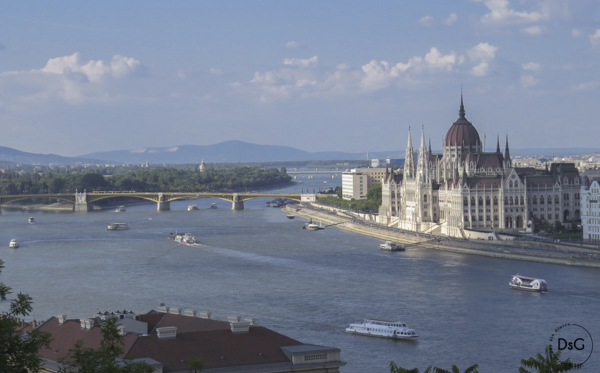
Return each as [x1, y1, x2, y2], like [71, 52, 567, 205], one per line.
[210, 203, 218, 209]
[114, 206, 126, 212]
[346, 319, 418, 340]
[287, 214, 295, 219]
[28, 217, 36, 224]
[9, 239, 19, 249]
[188, 205, 199, 211]
[107, 223, 130, 231]
[509, 274, 547, 292]
[379, 241, 404, 251]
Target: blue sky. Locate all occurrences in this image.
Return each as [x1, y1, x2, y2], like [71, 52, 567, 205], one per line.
[0, 1, 599, 156]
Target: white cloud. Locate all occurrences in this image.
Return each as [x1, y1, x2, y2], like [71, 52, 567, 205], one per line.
[522, 62, 541, 72]
[228, 82, 242, 87]
[520, 75, 538, 87]
[571, 81, 599, 90]
[443, 13, 458, 25]
[467, 42, 499, 76]
[285, 41, 306, 49]
[336, 63, 351, 70]
[590, 29, 600, 45]
[41, 53, 139, 82]
[522, 25, 545, 35]
[572, 29, 583, 38]
[209, 68, 224, 75]
[418, 16, 434, 26]
[283, 56, 318, 68]
[477, 0, 549, 25]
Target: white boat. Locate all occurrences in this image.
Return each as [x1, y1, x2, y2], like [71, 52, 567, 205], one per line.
[210, 203, 218, 209]
[509, 275, 547, 292]
[107, 223, 130, 231]
[287, 214, 295, 219]
[346, 319, 418, 340]
[114, 206, 126, 212]
[9, 239, 19, 249]
[28, 217, 35, 224]
[188, 205, 199, 211]
[169, 232, 197, 244]
[379, 241, 405, 251]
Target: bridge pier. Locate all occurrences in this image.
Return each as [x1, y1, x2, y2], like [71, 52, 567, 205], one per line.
[231, 193, 244, 211]
[157, 193, 171, 211]
[74, 192, 91, 212]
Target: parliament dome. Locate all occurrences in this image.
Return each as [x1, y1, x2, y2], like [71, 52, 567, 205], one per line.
[445, 96, 481, 148]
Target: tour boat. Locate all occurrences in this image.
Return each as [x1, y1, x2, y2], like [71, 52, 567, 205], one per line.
[9, 239, 19, 249]
[346, 319, 418, 340]
[107, 223, 130, 231]
[287, 214, 295, 219]
[28, 217, 35, 224]
[509, 275, 547, 292]
[114, 206, 126, 212]
[188, 205, 199, 211]
[169, 232, 197, 244]
[379, 241, 404, 251]
[210, 203, 218, 209]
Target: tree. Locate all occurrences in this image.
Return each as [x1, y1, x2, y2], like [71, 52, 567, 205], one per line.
[519, 345, 581, 373]
[389, 361, 479, 373]
[0, 259, 52, 373]
[188, 357, 205, 373]
[389, 360, 422, 373]
[58, 317, 153, 373]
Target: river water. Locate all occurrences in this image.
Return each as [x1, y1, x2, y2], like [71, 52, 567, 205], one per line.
[1, 172, 599, 372]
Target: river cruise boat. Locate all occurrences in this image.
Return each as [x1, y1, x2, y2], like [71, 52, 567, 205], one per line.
[509, 275, 547, 292]
[9, 239, 19, 249]
[169, 232, 197, 244]
[210, 203, 218, 209]
[114, 206, 126, 212]
[346, 319, 418, 340]
[188, 205, 199, 211]
[28, 217, 35, 224]
[379, 241, 404, 251]
[107, 223, 130, 231]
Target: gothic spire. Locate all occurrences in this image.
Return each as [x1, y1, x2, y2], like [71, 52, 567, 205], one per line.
[504, 134, 512, 167]
[459, 91, 466, 119]
[429, 138, 432, 154]
[496, 134, 501, 153]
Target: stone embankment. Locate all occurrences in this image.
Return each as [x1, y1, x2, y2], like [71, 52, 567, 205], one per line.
[285, 204, 600, 268]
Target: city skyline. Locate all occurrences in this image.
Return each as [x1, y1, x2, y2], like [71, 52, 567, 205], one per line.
[0, 1, 599, 156]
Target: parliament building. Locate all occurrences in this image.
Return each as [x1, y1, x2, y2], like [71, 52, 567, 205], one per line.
[378, 95, 582, 237]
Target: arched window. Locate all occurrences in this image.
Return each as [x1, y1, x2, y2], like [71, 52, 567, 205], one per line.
[486, 197, 491, 206]
[471, 197, 475, 205]
[547, 195, 552, 205]
[494, 197, 498, 206]
[464, 198, 468, 206]
[423, 194, 428, 203]
[555, 195, 560, 204]
[504, 197, 508, 205]
[520, 197, 524, 205]
[540, 196, 545, 204]
[509, 197, 513, 205]
[533, 196, 537, 204]
[509, 181, 513, 188]
[478, 197, 483, 206]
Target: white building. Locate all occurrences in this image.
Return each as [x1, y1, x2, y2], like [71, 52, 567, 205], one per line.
[581, 177, 600, 242]
[342, 167, 387, 200]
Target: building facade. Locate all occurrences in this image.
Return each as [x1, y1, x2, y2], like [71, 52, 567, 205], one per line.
[581, 177, 600, 242]
[342, 167, 387, 200]
[379, 95, 581, 237]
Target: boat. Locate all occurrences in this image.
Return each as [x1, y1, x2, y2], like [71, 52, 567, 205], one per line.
[169, 232, 197, 244]
[106, 223, 130, 231]
[509, 275, 547, 292]
[188, 205, 199, 211]
[346, 319, 418, 340]
[303, 219, 324, 230]
[114, 206, 126, 212]
[210, 203, 217, 209]
[379, 241, 405, 251]
[9, 239, 19, 249]
[287, 214, 295, 219]
[28, 217, 35, 224]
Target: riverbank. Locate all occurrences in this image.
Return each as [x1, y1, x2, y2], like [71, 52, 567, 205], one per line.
[286, 204, 600, 268]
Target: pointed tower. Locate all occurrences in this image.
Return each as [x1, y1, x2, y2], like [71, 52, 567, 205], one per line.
[496, 134, 501, 153]
[504, 135, 512, 168]
[404, 127, 416, 179]
[416, 126, 430, 183]
[428, 138, 432, 154]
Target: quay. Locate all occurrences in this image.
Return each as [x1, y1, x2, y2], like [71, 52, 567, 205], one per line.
[286, 204, 600, 268]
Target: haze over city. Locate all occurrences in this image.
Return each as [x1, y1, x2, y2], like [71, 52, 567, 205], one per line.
[0, 1, 599, 157]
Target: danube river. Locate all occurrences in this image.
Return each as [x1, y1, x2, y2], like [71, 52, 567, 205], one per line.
[1, 173, 599, 372]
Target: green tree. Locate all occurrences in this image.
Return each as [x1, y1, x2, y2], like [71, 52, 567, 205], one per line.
[519, 345, 581, 372]
[0, 259, 52, 373]
[58, 317, 153, 373]
[389, 360, 422, 372]
[389, 361, 479, 373]
[188, 357, 205, 373]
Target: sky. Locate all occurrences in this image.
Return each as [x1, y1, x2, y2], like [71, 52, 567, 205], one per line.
[0, 0, 599, 157]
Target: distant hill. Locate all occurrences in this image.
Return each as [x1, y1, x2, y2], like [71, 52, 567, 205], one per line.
[0, 146, 109, 166]
[81, 141, 403, 164]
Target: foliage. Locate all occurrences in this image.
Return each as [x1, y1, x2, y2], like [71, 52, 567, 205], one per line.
[188, 357, 205, 373]
[0, 259, 52, 373]
[318, 184, 382, 213]
[0, 166, 291, 199]
[58, 317, 153, 373]
[389, 361, 479, 373]
[518, 345, 581, 372]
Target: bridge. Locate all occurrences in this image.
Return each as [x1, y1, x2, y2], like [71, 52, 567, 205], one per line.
[0, 191, 316, 212]
[287, 171, 344, 174]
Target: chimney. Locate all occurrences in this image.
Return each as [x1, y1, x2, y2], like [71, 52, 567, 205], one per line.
[156, 326, 177, 340]
[58, 315, 67, 325]
[80, 319, 86, 330]
[199, 312, 211, 319]
[168, 307, 180, 315]
[183, 309, 196, 317]
[157, 306, 169, 313]
[230, 322, 250, 334]
[227, 316, 241, 322]
[244, 317, 257, 325]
